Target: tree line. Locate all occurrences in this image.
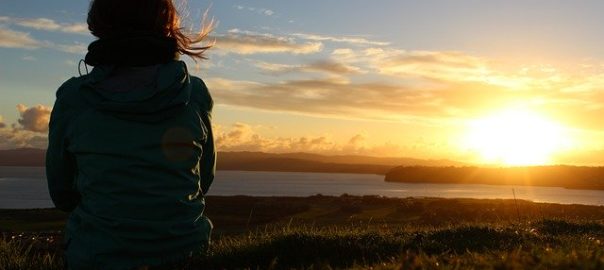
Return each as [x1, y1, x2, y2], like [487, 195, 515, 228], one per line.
[385, 166, 604, 190]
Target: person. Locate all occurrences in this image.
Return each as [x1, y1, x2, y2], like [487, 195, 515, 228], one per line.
[45, 0, 216, 269]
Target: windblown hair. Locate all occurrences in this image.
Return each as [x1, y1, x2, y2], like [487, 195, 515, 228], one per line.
[87, 0, 215, 61]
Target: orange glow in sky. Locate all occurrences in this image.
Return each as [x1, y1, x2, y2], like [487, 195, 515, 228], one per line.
[463, 108, 573, 165]
[2, 1, 604, 165]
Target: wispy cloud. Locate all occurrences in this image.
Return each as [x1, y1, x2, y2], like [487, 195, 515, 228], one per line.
[330, 48, 493, 84]
[0, 26, 86, 54]
[51, 42, 86, 54]
[212, 29, 322, 55]
[233, 5, 275, 16]
[0, 27, 42, 49]
[208, 43, 604, 135]
[1, 16, 89, 35]
[210, 28, 390, 56]
[208, 76, 455, 124]
[255, 60, 363, 75]
[293, 33, 390, 46]
[22, 55, 36, 61]
[202, 27, 604, 134]
[369, 49, 491, 83]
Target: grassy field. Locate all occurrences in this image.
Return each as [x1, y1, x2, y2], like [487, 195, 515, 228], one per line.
[3, 195, 604, 269]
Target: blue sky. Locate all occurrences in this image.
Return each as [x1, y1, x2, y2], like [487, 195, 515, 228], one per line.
[2, 0, 604, 164]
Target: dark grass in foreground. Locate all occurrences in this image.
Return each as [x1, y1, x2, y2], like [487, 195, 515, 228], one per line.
[192, 220, 604, 269]
[3, 196, 604, 269]
[4, 220, 604, 269]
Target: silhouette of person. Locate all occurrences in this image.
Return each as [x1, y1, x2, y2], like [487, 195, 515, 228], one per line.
[46, 1, 216, 269]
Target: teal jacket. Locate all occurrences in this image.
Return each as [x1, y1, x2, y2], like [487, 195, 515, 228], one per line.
[46, 60, 215, 269]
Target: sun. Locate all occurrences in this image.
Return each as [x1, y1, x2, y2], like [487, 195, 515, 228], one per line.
[463, 108, 570, 166]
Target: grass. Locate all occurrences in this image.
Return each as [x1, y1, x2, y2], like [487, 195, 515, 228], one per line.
[1, 236, 62, 270]
[194, 221, 604, 269]
[3, 195, 604, 269]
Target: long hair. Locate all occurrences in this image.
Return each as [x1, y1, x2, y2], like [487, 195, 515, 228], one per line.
[87, 0, 215, 61]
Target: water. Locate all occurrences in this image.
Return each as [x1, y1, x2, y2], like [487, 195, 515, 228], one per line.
[2, 167, 604, 209]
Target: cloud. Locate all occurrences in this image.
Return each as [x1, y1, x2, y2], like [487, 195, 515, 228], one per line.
[204, 39, 604, 137]
[330, 47, 494, 84]
[348, 134, 367, 146]
[210, 29, 391, 56]
[0, 112, 48, 149]
[293, 33, 390, 46]
[64, 60, 77, 66]
[0, 104, 55, 149]
[255, 60, 363, 75]
[16, 104, 51, 133]
[233, 5, 275, 16]
[51, 42, 87, 54]
[214, 122, 338, 153]
[0, 26, 86, 54]
[0, 129, 47, 149]
[212, 29, 322, 55]
[0, 115, 6, 129]
[375, 50, 491, 83]
[22, 55, 36, 61]
[3, 16, 89, 35]
[215, 122, 402, 156]
[208, 61, 604, 134]
[208, 76, 489, 124]
[0, 27, 42, 49]
[0, 16, 88, 54]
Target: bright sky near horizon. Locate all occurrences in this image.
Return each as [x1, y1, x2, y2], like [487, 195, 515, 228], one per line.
[2, 0, 604, 165]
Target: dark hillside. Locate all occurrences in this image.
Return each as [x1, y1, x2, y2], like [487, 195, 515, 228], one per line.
[386, 165, 604, 189]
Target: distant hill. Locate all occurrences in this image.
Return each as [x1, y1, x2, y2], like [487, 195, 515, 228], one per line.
[385, 166, 604, 190]
[217, 156, 392, 174]
[0, 148, 46, 167]
[217, 151, 467, 168]
[0, 149, 466, 175]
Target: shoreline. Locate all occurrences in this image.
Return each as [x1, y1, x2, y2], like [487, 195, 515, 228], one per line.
[3, 195, 604, 234]
[1, 194, 604, 211]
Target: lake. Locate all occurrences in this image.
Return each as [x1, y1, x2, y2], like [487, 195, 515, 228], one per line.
[2, 166, 604, 209]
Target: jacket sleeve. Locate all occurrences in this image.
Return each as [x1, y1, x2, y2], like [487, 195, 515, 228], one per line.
[46, 86, 80, 212]
[197, 79, 216, 195]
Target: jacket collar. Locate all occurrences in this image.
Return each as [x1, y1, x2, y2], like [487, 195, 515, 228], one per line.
[84, 34, 178, 67]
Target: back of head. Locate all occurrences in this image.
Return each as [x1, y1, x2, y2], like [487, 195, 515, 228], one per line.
[88, 0, 178, 39]
[83, 0, 214, 120]
[87, 0, 213, 63]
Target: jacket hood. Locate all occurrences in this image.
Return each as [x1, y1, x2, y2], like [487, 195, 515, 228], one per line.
[81, 60, 192, 122]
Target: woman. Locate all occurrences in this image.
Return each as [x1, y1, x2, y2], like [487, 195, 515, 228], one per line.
[45, 0, 216, 269]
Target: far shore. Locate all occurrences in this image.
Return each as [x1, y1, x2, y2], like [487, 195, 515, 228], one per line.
[4, 165, 604, 191]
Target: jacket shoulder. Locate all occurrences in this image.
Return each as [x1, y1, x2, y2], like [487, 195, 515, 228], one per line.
[190, 76, 213, 113]
[56, 75, 89, 105]
[54, 75, 91, 111]
[56, 76, 86, 98]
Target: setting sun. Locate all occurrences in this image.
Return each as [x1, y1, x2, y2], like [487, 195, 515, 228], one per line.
[464, 108, 571, 165]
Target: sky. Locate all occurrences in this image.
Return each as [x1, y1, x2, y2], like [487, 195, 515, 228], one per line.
[2, 0, 604, 165]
